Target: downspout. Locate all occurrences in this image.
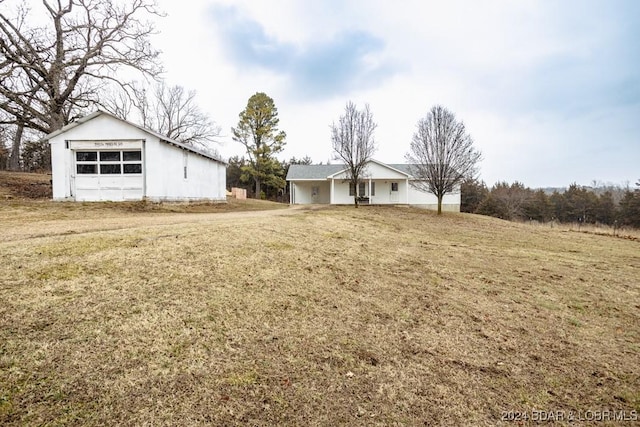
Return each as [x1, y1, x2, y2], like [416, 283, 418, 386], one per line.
[142, 139, 147, 200]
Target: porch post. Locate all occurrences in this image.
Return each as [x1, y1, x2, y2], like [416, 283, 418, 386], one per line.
[406, 178, 410, 204]
[330, 179, 334, 204]
[289, 181, 296, 205]
[368, 179, 372, 204]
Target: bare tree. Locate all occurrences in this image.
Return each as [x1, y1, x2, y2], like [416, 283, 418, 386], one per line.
[103, 81, 221, 153]
[0, 0, 163, 168]
[331, 101, 377, 207]
[406, 105, 482, 214]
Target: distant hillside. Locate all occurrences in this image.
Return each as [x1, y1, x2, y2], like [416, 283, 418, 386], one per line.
[0, 171, 52, 199]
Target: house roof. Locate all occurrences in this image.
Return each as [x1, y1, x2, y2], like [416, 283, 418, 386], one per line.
[44, 110, 225, 164]
[286, 160, 416, 180]
[286, 164, 346, 180]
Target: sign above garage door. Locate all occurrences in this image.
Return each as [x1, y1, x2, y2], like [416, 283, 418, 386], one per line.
[68, 140, 143, 150]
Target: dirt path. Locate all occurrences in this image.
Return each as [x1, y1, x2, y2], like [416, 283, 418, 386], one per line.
[1, 205, 314, 244]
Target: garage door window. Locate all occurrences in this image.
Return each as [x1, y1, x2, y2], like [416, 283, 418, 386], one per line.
[76, 150, 142, 175]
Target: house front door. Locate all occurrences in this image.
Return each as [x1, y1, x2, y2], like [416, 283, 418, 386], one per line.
[390, 182, 399, 203]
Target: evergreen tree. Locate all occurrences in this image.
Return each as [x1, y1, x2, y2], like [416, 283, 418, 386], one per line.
[232, 92, 286, 198]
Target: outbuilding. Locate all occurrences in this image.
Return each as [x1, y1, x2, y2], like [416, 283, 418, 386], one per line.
[47, 110, 226, 202]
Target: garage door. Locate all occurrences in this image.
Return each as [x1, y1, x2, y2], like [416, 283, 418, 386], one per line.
[73, 150, 143, 201]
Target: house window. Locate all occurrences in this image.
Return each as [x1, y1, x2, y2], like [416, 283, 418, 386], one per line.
[349, 182, 355, 196]
[311, 186, 319, 197]
[358, 182, 366, 196]
[75, 150, 142, 175]
[183, 151, 188, 179]
[391, 182, 399, 191]
[371, 182, 376, 196]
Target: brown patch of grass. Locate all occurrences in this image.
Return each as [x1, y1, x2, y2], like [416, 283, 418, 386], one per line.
[0, 205, 638, 425]
[0, 171, 52, 199]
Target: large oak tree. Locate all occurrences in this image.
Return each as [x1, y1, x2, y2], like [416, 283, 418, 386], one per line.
[0, 0, 163, 168]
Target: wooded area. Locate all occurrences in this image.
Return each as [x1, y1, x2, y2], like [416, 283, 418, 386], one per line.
[462, 179, 640, 228]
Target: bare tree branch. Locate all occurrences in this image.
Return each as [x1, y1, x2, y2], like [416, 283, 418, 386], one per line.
[102, 80, 221, 156]
[0, 0, 163, 136]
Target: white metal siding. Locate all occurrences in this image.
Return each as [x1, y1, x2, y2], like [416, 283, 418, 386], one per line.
[145, 139, 225, 201]
[49, 113, 226, 202]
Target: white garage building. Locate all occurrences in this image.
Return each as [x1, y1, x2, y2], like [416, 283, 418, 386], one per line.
[47, 110, 226, 202]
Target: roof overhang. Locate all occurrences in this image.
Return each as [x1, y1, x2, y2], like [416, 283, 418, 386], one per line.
[44, 110, 226, 165]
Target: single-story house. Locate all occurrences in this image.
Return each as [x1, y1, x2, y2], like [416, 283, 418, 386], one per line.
[47, 110, 226, 202]
[286, 159, 460, 211]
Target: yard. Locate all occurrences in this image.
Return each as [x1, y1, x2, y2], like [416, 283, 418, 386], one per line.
[1, 198, 639, 425]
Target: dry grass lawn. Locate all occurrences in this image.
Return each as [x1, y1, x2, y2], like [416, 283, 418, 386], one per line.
[1, 202, 639, 426]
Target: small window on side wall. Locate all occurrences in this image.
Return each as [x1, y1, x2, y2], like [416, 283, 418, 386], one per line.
[391, 182, 399, 192]
[183, 151, 188, 179]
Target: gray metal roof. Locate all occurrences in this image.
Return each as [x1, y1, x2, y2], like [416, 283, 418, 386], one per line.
[44, 110, 226, 164]
[286, 164, 345, 180]
[286, 162, 418, 180]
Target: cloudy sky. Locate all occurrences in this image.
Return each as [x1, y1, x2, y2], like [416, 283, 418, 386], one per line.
[153, 0, 639, 188]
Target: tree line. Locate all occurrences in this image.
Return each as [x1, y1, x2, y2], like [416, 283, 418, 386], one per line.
[462, 179, 640, 228]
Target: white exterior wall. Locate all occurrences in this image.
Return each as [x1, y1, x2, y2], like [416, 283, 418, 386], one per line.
[49, 113, 225, 202]
[408, 183, 461, 211]
[331, 179, 410, 204]
[291, 181, 330, 204]
[331, 180, 354, 204]
[369, 180, 409, 204]
[144, 138, 225, 201]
